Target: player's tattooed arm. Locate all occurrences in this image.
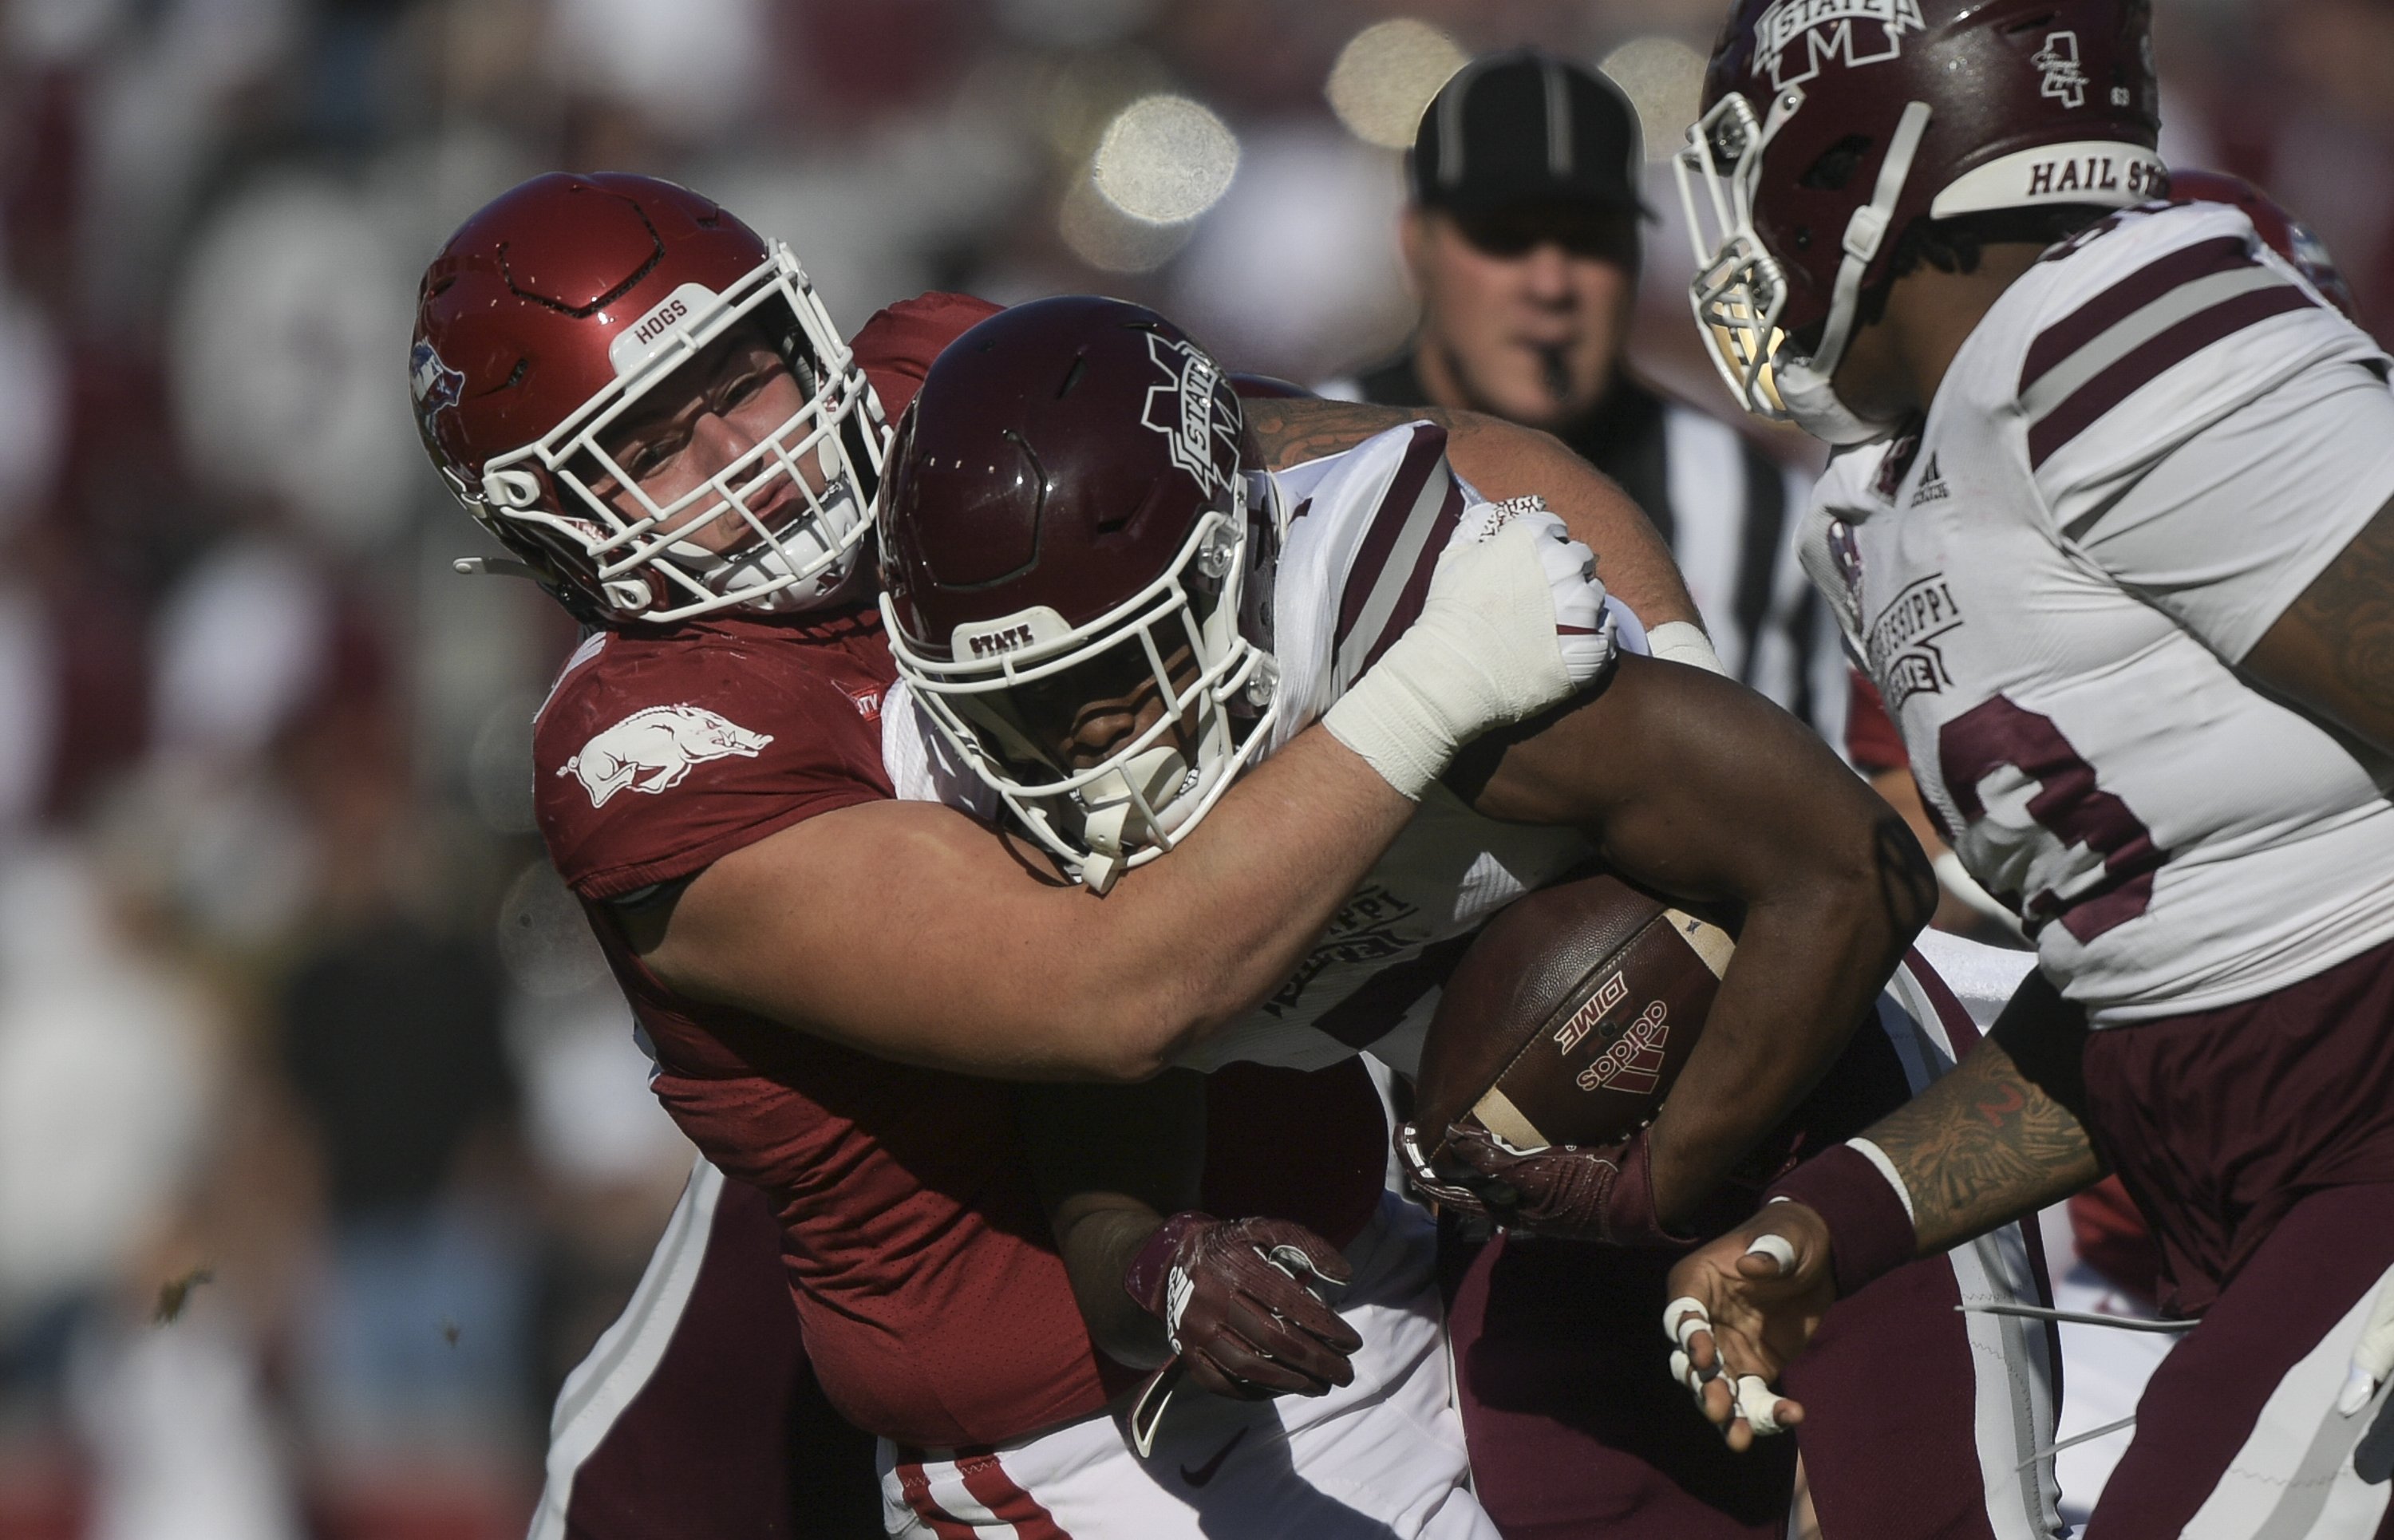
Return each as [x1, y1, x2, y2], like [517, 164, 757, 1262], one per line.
[1864, 970, 2108, 1254]
[1244, 397, 1701, 629]
[2245, 495, 2394, 758]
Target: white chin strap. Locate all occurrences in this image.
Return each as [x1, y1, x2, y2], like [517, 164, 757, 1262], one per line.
[1074, 745, 1192, 896]
[1776, 99, 1934, 445]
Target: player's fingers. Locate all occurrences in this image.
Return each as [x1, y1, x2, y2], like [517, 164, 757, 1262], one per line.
[1192, 1331, 1331, 1408]
[1743, 1232, 1797, 1275]
[1227, 1297, 1358, 1387]
[1697, 1368, 1738, 1428]
[1733, 1375, 1796, 1438]
[1237, 1271, 1364, 1352]
[1250, 1225, 1354, 1288]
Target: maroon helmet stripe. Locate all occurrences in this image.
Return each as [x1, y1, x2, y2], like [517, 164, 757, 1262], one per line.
[2026, 284, 2317, 468]
[1355, 473, 1468, 679]
[2018, 236, 2255, 393]
[1333, 425, 1448, 651]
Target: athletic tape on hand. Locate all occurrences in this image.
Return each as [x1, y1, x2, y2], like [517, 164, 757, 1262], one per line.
[1664, 1296, 1711, 1351]
[1734, 1376, 1786, 1436]
[1746, 1234, 1797, 1273]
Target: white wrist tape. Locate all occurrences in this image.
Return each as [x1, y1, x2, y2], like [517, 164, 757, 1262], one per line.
[1645, 619, 1728, 677]
[1324, 511, 1613, 800]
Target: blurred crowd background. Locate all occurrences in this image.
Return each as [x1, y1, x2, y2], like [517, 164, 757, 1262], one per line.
[0, 1, 2384, 1536]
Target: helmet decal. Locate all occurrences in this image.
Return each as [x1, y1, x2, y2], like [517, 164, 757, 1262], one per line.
[1140, 331, 1238, 499]
[1752, 0, 1925, 92]
[2031, 32, 2090, 110]
[409, 338, 464, 436]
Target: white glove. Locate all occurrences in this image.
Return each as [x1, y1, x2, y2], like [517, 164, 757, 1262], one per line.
[1325, 510, 1614, 800]
[1646, 620, 1728, 677]
[2339, 1278, 2394, 1415]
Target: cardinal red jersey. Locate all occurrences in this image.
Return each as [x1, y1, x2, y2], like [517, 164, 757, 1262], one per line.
[531, 291, 1387, 1448]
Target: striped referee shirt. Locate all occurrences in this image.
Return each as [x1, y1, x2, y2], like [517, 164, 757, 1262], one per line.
[1321, 356, 1847, 749]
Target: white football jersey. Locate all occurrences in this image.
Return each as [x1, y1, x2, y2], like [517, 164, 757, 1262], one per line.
[886, 422, 1605, 1075]
[1801, 201, 2394, 1025]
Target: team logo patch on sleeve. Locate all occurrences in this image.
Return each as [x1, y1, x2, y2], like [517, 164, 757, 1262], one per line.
[560, 705, 774, 807]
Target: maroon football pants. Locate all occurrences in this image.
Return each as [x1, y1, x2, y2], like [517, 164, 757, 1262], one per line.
[1444, 992, 2060, 1540]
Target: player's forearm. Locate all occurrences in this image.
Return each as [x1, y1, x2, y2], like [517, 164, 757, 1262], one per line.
[1017, 1073, 1199, 1369]
[2244, 496, 2394, 757]
[1644, 879, 1912, 1224]
[1431, 411, 1700, 630]
[1856, 1035, 2107, 1255]
[1052, 1201, 1175, 1369]
[1092, 727, 1416, 1070]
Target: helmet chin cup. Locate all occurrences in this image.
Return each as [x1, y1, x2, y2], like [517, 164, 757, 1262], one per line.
[1075, 744, 1192, 893]
[1776, 354, 1897, 447]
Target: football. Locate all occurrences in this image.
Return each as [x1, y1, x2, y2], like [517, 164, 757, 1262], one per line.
[1411, 873, 1734, 1162]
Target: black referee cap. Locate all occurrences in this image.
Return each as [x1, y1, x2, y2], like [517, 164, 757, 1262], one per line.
[1410, 49, 1649, 219]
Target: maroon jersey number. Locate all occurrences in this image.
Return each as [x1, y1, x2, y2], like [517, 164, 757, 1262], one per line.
[1936, 695, 2169, 943]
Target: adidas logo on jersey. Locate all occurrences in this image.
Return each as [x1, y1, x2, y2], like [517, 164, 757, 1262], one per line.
[1910, 452, 1951, 506]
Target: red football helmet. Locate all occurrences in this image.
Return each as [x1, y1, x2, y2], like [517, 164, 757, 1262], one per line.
[878, 297, 1280, 893]
[1676, 0, 2164, 442]
[2167, 169, 2360, 323]
[411, 173, 885, 625]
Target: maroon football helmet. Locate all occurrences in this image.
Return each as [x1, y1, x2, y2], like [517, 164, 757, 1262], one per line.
[878, 296, 1280, 892]
[1676, 0, 2164, 442]
[2167, 169, 2360, 322]
[411, 172, 884, 624]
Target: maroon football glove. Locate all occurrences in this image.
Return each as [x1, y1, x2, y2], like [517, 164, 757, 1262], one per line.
[1121, 1211, 1361, 1401]
[1406, 1119, 1696, 1249]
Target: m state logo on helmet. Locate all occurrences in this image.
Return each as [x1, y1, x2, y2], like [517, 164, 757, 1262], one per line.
[877, 296, 1281, 894]
[1676, 0, 2164, 444]
[409, 172, 887, 626]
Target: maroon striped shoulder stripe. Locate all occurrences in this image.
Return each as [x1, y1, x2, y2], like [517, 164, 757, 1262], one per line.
[2017, 233, 2320, 470]
[1332, 424, 1468, 687]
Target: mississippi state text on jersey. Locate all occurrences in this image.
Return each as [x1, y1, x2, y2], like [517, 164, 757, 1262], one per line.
[1802, 200, 2394, 1023]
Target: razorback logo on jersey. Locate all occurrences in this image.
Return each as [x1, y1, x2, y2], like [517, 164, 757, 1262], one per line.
[1141, 332, 1237, 497]
[1751, 0, 1924, 91]
[559, 705, 773, 807]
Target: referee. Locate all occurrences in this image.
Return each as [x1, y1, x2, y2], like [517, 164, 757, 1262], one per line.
[1322, 49, 1846, 746]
